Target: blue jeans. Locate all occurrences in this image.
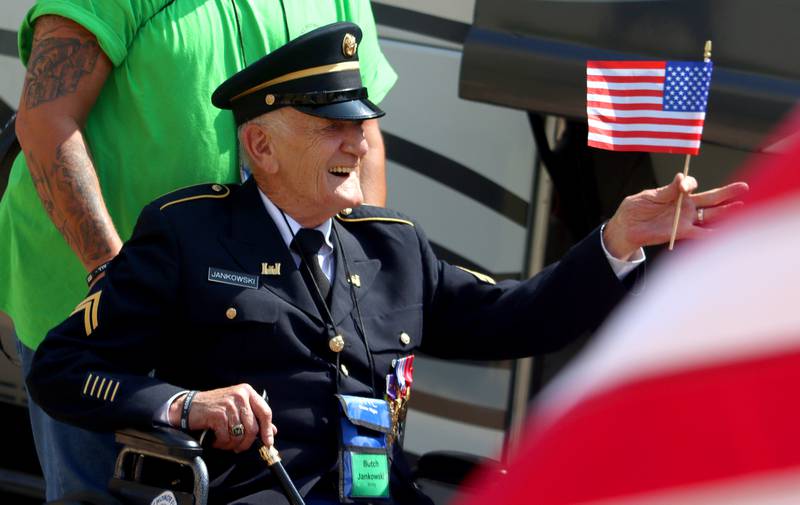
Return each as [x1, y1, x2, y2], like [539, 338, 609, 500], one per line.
[17, 339, 119, 501]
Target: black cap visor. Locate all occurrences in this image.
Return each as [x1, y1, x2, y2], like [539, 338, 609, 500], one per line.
[295, 97, 384, 121]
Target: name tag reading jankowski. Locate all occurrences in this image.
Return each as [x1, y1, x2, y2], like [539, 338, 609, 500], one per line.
[350, 453, 390, 498]
[208, 267, 259, 289]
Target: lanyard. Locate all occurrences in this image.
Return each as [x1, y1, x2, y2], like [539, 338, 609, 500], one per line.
[280, 211, 377, 397]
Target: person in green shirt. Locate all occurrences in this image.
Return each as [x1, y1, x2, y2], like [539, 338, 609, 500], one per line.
[0, 1, 396, 500]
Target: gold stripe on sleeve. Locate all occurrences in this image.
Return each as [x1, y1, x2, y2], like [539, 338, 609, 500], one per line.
[82, 373, 94, 395]
[91, 293, 101, 331]
[95, 378, 107, 399]
[102, 380, 114, 400]
[89, 375, 100, 397]
[70, 291, 102, 335]
[109, 382, 120, 402]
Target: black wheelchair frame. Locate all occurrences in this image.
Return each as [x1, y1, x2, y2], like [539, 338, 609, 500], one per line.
[47, 426, 502, 505]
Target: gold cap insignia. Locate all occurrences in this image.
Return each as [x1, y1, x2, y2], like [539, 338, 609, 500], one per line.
[342, 33, 357, 57]
[265, 94, 276, 106]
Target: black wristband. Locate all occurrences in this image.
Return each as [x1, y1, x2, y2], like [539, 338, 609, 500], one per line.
[86, 261, 110, 286]
[180, 390, 198, 431]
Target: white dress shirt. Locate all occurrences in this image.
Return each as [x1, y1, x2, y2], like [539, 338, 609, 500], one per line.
[259, 190, 335, 282]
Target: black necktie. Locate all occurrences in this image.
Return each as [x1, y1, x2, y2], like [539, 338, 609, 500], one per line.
[290, 229, 331, 306]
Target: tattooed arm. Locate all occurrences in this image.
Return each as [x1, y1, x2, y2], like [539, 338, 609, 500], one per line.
[15, 15, 120, 279]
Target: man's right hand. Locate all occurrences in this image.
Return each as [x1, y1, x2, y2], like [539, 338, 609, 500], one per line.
[169, 384, 277, 453]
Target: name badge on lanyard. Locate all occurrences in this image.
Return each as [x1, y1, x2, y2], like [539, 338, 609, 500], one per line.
[336, 395, 392, 501]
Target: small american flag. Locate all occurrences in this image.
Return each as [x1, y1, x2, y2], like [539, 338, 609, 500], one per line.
[586, 60, 713, 155]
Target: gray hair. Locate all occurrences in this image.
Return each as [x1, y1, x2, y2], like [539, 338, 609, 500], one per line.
[237, 111, 291, 171]
[237, 122, 255, 173]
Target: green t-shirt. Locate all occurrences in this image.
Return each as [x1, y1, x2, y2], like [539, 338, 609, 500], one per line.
[0, 0, 397, 349]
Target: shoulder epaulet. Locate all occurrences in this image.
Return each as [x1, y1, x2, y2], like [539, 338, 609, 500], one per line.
[335, 205, 415, 226]
[157, 183, 231, 211]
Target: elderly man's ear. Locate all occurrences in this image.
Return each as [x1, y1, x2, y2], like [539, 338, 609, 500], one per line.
[242, 122, 278, 174]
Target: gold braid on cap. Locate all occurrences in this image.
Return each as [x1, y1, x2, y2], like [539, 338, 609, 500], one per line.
[230, 61, 360, 102]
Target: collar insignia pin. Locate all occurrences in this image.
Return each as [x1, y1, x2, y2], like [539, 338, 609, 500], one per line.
[348, 274, 361, 288]
[261, 262, 281, 276]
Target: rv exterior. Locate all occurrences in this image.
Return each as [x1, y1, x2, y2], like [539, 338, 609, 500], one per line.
[0, 0, 798, 502]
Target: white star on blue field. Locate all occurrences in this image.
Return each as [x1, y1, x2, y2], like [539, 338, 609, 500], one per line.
[663, 61, 713, 112]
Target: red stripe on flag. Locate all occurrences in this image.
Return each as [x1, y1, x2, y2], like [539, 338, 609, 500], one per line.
[588, 140, 699, 155]
[587, 114, 705, 126]
[586, 75, 665, 83]
[587, 60, 666, 69]
[461, 345, 800, 505]
[586, 101, 663, 111]
[588, 127, 702, 141]
[585, 88, 663, 97]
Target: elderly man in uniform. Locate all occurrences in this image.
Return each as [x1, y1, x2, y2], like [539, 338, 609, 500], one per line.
[28, 23, 747, 505]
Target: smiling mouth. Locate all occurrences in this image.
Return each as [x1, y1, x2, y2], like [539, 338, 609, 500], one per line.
[329, 166, 355, 178]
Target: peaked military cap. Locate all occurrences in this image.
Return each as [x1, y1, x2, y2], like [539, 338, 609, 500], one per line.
[212, 22, 384, 125]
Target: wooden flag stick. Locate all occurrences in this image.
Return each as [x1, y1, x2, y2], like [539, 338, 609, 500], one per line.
[667, 40, 712, 251]
[667, 154, 692, 250]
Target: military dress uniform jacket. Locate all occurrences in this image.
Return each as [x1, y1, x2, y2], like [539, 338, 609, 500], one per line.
[28, 178, 630, 504]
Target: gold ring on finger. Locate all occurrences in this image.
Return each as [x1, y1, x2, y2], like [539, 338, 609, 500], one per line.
[229, 423, 245, 438]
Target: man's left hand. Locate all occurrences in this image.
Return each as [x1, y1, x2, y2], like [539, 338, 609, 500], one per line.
[603, 173, 749, 259]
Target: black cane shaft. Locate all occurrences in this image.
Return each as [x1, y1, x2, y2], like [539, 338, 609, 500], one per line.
[258, 442, 305, 505]
[257, 390, 304, 504]
[271, 458, 305, 505]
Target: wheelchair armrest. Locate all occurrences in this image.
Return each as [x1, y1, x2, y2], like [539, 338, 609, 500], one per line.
[115, 426, 203, 461]
[414, 450, 505, 487]
[111, 427, 208, 505]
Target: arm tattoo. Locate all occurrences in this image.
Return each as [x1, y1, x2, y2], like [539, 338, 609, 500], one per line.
[27, 150, 58, 219]
[23, 36, 100, 109]
[51, 143, 113, 262]
[28, 149, 75, 247]
[27, 142, 112, 264]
